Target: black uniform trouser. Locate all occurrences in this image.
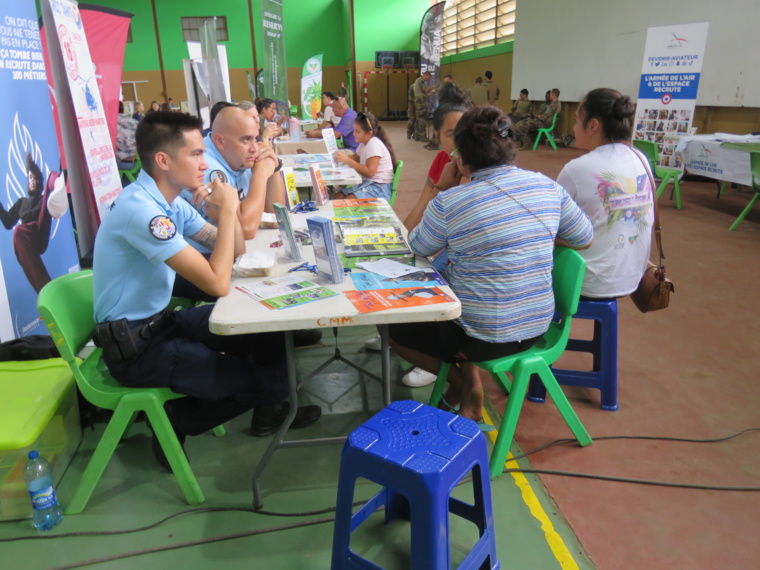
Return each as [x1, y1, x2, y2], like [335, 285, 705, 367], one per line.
[104, 304, 288, 436]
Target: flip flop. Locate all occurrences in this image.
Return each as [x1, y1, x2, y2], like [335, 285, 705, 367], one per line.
[438, 395, 460, 413]
[474, 418, 496, 433]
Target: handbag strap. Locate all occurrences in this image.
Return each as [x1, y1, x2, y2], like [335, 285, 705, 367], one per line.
[630, 145, 666, 263]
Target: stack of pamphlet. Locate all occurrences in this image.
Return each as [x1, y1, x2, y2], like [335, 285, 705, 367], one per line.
[280, 167, 301, 209]
[307, 216, 344, 284]
[309, 164, 329, 206]
[273, 203, 302, 262]
[332, 198, 412, 260]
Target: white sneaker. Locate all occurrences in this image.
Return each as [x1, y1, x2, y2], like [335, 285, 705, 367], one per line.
[402, 367, 437, 388]
[365, 336, 382, 351]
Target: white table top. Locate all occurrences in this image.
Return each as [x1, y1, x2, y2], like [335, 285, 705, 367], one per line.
[279, 153, 362, 188]
[273, 138, 328, 155]
[210, 203, 461, 336]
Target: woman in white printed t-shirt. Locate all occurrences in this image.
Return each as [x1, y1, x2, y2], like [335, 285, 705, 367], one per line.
[558, 88, 654, 299]
[333, 112, 397, 201]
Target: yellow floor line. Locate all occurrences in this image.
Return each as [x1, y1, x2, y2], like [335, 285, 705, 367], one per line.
[482, 408, 579, 570]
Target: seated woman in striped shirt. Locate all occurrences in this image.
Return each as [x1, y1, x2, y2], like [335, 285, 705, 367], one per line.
[388, 105, 593, 426]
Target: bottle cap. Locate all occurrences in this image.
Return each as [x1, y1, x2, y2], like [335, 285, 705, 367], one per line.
[28, 450, 39, 459]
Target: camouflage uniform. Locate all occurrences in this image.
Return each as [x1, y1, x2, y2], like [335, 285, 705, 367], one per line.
[411, 77, 430, 142]
[513, 100, 561, 148]
[406, 84, 416, 139]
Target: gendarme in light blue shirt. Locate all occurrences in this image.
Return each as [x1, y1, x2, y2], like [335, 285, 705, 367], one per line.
[93, 170, 206, 323]
[179, 133, 252, 223]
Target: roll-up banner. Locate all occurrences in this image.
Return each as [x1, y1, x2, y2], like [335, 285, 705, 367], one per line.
[0, 0, 80, 340]
[300, 53, 323, 120]
[634, 22, 709, 171]
[260, 0, 289, 119]
[419, 3, 444, 114]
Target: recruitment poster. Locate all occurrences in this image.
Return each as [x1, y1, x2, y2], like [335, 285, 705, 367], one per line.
[260, 0, 289, 119]
[49, 0, 122, 219]
[419, 3, 444, 113]
[0, 0, 80, 340]
[300, 53, 322, 120]
[634, 22, 709, 170]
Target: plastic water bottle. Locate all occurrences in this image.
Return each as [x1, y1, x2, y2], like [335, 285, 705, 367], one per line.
[289, 116, 300, 142]
[22, 450, 63, 531]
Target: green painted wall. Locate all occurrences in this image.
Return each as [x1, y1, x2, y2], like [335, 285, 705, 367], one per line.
[352, 0, 430, 61]
[87, 0, 346, 71]
[283, 0, 344, 67]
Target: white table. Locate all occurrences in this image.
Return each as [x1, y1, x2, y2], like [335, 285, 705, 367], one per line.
[677, 134, 760, 186]
[279, 153, 362, 188]
[209, 202, 461, 508]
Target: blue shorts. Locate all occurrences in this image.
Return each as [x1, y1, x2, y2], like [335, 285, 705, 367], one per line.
[348, 179, 392, 201]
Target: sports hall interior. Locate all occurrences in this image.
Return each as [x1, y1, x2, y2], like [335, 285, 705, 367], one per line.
[1, 1, 758, 568]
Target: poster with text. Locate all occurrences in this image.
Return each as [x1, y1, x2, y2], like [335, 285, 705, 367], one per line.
[260, 0, 289, 121]
[0, 0, 80, 340]
[300, 53, 322, 120]
[419, 3, 444, 114]
[635, 22, 709, 171]
[50, 0, 122, 219]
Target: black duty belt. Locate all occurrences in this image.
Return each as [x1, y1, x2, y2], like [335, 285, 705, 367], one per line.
[93, 309, 172, 363]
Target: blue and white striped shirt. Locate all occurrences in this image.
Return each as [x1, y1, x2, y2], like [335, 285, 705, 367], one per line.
[409, 164, 593, 343]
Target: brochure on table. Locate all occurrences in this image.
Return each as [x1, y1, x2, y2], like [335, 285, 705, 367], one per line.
[345, 287, 455, 313]
[236, 273, 338, 310]
[350, 268, 446, 291]
[307, 216, 344, 284]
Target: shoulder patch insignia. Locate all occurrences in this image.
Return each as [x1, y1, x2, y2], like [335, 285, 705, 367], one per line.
[149, 215, 177, 240]
[209, 170, 227, 184]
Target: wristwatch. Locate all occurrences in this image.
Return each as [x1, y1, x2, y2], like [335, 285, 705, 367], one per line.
[273, 158, 283, 172]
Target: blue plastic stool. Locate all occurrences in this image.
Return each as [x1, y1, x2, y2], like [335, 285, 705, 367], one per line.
[528, 298, 619, 411]
[331, 401, 500, 569]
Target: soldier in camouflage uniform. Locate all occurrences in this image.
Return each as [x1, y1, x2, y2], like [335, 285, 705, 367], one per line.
[513, 88, 562, 150]
[406, 82, 416, 139]
[411, 71, 433, 143]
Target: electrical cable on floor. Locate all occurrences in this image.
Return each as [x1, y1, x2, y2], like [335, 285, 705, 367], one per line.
[2, 426, 758, 567]
[48, 516, 338, 570]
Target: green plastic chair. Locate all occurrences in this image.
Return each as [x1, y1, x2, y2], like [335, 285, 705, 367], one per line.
[727, 151, 760, 231]
[118, 157, 142, 185]
[533, 114, 559, 150]
[429, 247, 593, 479]
[389, 160, 403, 206]
[37, 270, 222, 514]
[632, 139, 683, 209]
[289, 105, 298, 116]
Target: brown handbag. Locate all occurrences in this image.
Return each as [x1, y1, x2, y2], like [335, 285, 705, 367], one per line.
[629, 147, 675, 313]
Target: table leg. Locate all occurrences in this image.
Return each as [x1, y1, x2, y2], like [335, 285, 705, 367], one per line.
[252, 329, 298, 510]
[380, 325, 391, 406]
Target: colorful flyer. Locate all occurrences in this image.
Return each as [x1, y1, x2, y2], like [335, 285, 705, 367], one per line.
[344, 287, 454, 313]
[322, 127, 340, 167]
[350, 269, 446, 291]
[236, 273, 338, 310]
[280, 167, 300, 209]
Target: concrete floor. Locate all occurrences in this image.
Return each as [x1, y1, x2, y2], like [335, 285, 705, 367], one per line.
[393, 123, 760, 570]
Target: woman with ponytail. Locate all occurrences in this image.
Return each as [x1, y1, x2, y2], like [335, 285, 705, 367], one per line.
[333, 112, 397, 200]
[387, 105, 593, 425]
[558, 88, 654, 298]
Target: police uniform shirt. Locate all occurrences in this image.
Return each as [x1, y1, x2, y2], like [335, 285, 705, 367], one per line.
[93, 170, 206, 323]
[179, 133, 252, 224]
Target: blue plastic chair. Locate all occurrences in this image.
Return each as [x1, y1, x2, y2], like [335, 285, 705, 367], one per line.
[331, 401, 500, 570]
[528, 298, 619, 411]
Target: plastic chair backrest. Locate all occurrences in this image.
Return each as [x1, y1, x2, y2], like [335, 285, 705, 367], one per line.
[632, 139, 658, 170]
[389, 160, 403, 206]
[289, 105, 298, 116]
[552, 247, 586, 324]
[37, 270, 95, 364]
[547, 113, 558, 131]
[750, 151, 760, 191]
